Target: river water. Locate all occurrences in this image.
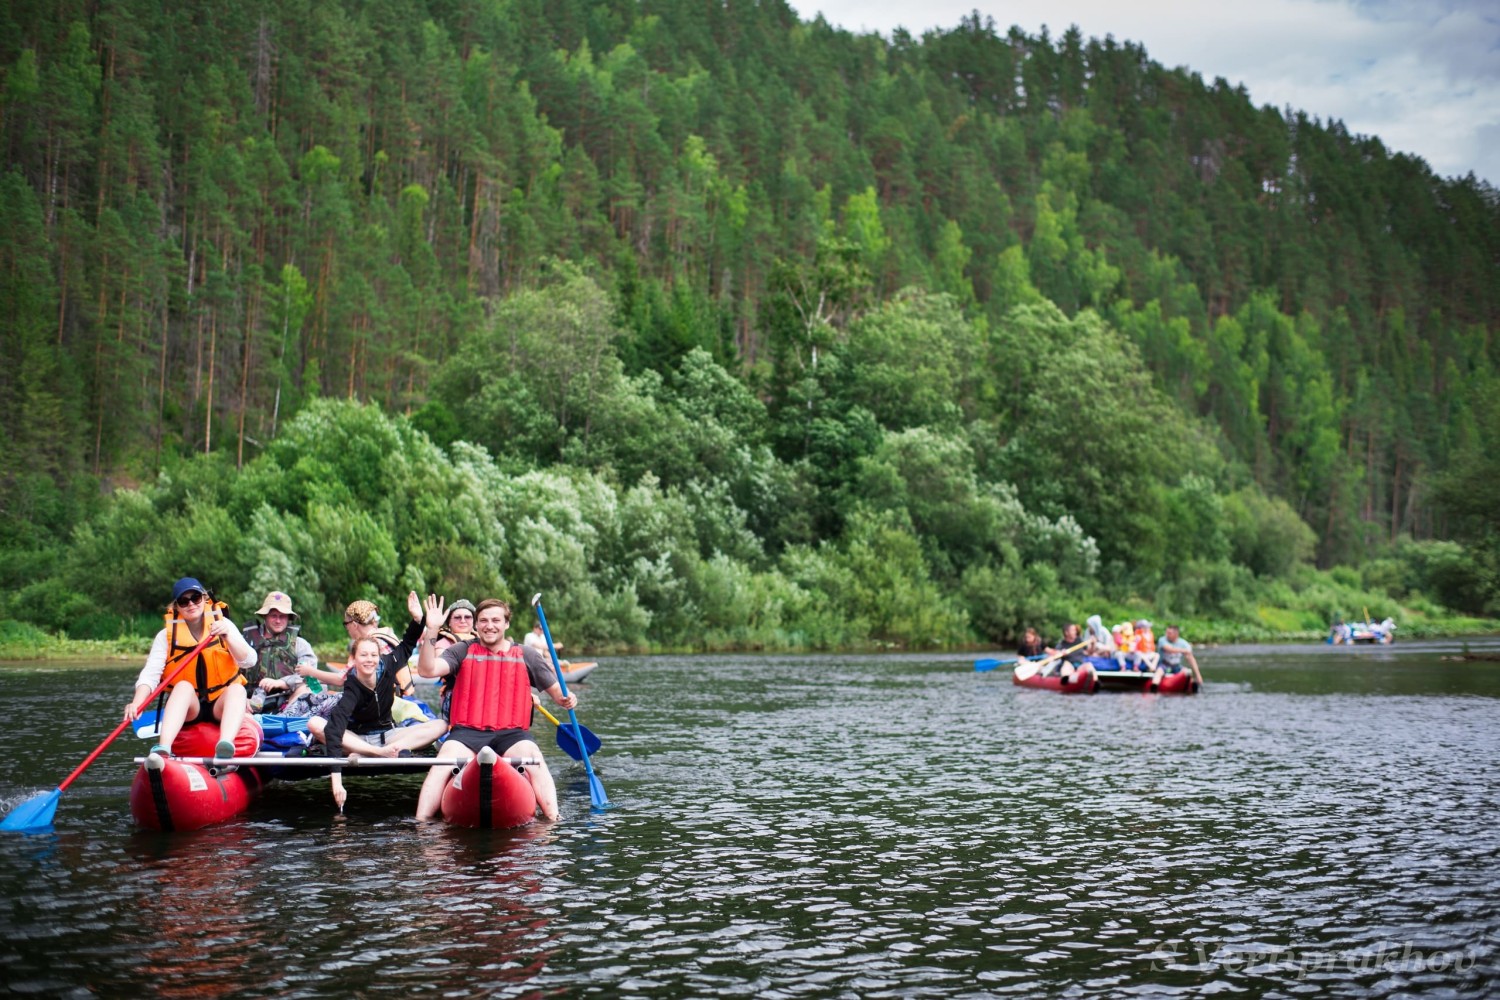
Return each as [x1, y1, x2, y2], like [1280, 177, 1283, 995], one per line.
[1, 639, 1497, 997]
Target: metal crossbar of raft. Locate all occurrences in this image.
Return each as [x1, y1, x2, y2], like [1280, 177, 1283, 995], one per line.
[133, 755, 542, 769]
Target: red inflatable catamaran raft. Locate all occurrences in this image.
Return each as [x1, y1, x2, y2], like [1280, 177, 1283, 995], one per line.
[129, 722, 542, 832]
[1011, 661, 1100, 693]
[129, 718, 265, 832]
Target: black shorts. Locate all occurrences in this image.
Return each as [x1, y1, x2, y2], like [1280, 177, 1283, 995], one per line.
[447, 726, 531, 755]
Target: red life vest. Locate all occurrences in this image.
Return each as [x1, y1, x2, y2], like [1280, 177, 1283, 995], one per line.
[448, 641, 531, 731]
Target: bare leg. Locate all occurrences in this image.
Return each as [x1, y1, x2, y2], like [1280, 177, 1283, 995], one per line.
[307, 716, 327, 743]
[416, 740, 470, 822]
[334, 730, 397, 758]
[156, 681, 202, 751]
[512, 738, 560, 820]
[382, 719, 447, 754]
[213, 685, 248, 746]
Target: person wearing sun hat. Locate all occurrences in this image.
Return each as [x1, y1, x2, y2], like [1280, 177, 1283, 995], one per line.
[241, 590, 318, 713]
[124, 577, 257, 759]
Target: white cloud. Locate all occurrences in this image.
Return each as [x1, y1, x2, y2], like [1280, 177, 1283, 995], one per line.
[789, 0, 1500, 183]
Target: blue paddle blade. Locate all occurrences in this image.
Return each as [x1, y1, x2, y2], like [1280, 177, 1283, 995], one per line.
[132, 709, 161, 740]
[586, 772, 610, 810]
[1, 788, 61, 833]
[555, 723, 602, 761]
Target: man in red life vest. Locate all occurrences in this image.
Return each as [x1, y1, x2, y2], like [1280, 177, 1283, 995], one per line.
[413, 594, 577, 821]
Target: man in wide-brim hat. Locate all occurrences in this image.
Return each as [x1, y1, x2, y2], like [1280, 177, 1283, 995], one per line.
[242, 590, 319, 713]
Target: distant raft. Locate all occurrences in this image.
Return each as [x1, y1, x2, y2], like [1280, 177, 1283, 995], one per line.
[559, 661, 599, 684]
[1088, 657, 1199, 694]
[1012, 661, 1099, 694]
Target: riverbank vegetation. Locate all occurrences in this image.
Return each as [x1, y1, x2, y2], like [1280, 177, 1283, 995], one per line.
[1, 2, 1497, 655]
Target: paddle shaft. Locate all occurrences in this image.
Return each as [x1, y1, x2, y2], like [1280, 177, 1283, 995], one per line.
[139, 755, 542, 769]
[975, 654, 1046, 672]
[60, 626, 222, 791]
[1015, 640, 1089, 679]
[532, 593, 608, 807]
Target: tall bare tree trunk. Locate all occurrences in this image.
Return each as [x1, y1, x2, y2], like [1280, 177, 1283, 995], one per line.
[205, 306, 217, 454]
[237, 284, 260, 468]
[156, 296, 169, 469]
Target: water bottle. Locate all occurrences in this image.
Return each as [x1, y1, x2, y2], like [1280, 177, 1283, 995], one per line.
[305, 671, 323, 693]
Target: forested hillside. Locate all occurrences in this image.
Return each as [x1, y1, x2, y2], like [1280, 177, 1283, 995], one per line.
[2, 0, 1497, 648]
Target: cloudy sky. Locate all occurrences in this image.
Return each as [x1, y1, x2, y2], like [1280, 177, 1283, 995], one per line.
[787, 0, 1500, 185]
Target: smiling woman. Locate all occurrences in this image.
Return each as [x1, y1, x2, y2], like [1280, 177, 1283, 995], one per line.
[125, 578, 258, 760]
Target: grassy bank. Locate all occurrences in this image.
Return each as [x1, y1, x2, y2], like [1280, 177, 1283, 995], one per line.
[2, 611, 1495, 663]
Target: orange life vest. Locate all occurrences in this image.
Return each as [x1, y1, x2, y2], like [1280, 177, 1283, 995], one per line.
[448, 641, 532, 731]
[164, 604, 245, 702]
[1136, 628, 1156, 653]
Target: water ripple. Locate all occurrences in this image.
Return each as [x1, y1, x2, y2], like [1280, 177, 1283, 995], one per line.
[1, 646, 1498, 995]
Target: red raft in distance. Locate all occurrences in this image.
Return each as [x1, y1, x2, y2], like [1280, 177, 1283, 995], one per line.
[1087, 657, 1199, 695]
[129, 718, 265, 832]
[1012, 661, 1100, 694]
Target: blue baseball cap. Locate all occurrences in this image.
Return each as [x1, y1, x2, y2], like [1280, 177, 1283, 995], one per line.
[171, 577, 207, 603]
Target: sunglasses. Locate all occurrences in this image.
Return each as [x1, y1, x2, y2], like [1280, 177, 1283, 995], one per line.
[177, 592, 205, 606]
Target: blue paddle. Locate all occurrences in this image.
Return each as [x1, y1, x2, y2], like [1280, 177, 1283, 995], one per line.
[531, 593, 609, 810]
[2, 627, 215, 833]
[975, 654, 1046, 672]
[534, 701, 602, 761]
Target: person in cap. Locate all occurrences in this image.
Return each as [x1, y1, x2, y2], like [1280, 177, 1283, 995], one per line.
[337, 595, 423, 695]
[414, 594, 576, 822]
[1133, 619, 1160, 672]
[124, 578, 257, 759]
[241, 591, 318, 713]
[427, 599, 477, 719]
[433, 599, 477, 655]
[1112, 620, 1136, 670]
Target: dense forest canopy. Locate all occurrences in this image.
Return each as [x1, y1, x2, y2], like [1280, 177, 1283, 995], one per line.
[1, 0, 1497, 648]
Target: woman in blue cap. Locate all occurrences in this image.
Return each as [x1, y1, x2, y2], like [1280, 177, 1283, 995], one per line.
[123, 577, 258, 758]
